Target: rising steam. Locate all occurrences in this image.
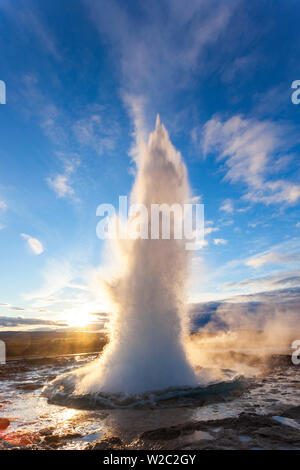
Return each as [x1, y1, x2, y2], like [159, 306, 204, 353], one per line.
[54, 117, 198, 396]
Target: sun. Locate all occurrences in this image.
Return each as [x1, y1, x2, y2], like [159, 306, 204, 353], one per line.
[65, 307, 93, 328]
[63, 298, 112, 329]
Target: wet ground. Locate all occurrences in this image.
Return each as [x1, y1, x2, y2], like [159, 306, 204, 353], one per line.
[0, 353, 300, 450]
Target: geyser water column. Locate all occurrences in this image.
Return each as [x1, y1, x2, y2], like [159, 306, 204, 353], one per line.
[57, 117, 197, 397]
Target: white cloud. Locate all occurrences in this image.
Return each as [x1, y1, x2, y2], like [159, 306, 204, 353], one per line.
[0, 203, 5, 230]
[221, 52, 259, 84]
[246, 252, 300, 269]
[72, 112, 116, 155]
[190, 238, 208, 250]
[85, 0, 237, 102]
[202, 115, 300, 205]
[204, 226, 219, 235]
[21, 233, 44, 255]
[21, 258, 110, 324]
[47, 174, 74, 198]
[220, 199, 234, 213]
[213, 238, 227, 245]
[20, 74, 67, 145]
[47, 155, 80, 200]
[0, 316, 66, 327]
[23, 259, 75, 301]
[22, 259, 92, 309]
[222, 271, 300, 294]
[0, 200, 7, 210]
[0, 4, 61, 61]
[201, 222, 219, 248]
[73, 114, 101, 146]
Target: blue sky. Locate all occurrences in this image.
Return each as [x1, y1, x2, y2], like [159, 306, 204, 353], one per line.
[0, 0, 300, 330]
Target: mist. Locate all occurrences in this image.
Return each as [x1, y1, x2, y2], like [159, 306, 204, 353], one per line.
[63, 117, 198, 396]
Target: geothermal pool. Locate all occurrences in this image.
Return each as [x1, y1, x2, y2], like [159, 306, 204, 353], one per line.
[1, 351, 300, 450]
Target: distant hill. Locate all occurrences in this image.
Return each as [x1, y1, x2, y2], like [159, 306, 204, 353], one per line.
[0, 329, 108, 359]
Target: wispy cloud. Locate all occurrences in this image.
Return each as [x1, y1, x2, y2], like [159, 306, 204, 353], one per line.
[0, 316, 66, 327]
[222, 271, 300, 294]
[214, 238, 227, 246]
[0, 200, 7, 211]
[21, 233, 44, 255]
[23, 259, 75, 302]
[204, 225, 219, 235]
[0, 302, 54, 315]
[0, 199, 6, 230]
[0, 2, 61, 60]
[22, 259, 92, 309]
[47, 174, 74, 198]
[221, 52, 259, 85]
[19, 76, 116, 201]
[202, 115, 300, 205]
[220, 199, 234, 213]
[72, 112, 116, 155]
[47, 153, 80, 200]
[246, 252, 300, 269]
[20, 74, 67, 144]
[85, 0, 237, 115]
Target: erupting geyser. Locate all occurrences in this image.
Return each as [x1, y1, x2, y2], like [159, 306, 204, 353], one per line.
[46, 117, 199, 400]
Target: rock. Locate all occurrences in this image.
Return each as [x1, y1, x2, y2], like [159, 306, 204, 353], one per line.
[281, 406, 300, 420]
[140, 428, 181, 441]
[89, 437, 124, 450]
[16, 382, 42, 391]
[39, 427, 55, 436]
[43, 432, 83, 443]
[0, 440, 15, 450]
[0, 418, 10, 430]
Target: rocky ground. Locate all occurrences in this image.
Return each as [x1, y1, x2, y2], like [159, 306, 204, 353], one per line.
[0, 406, 300, 450]
[0, 353, 299, 450]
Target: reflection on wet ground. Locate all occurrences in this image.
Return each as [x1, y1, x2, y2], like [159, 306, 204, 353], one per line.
[0, 353, 300, 449]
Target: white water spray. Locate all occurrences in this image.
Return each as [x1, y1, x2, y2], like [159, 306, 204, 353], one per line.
[51, 117, 198, 397]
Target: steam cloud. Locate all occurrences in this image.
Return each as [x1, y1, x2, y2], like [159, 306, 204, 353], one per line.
[67, 117, 198, 395]
[189, 291, 300, 352]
